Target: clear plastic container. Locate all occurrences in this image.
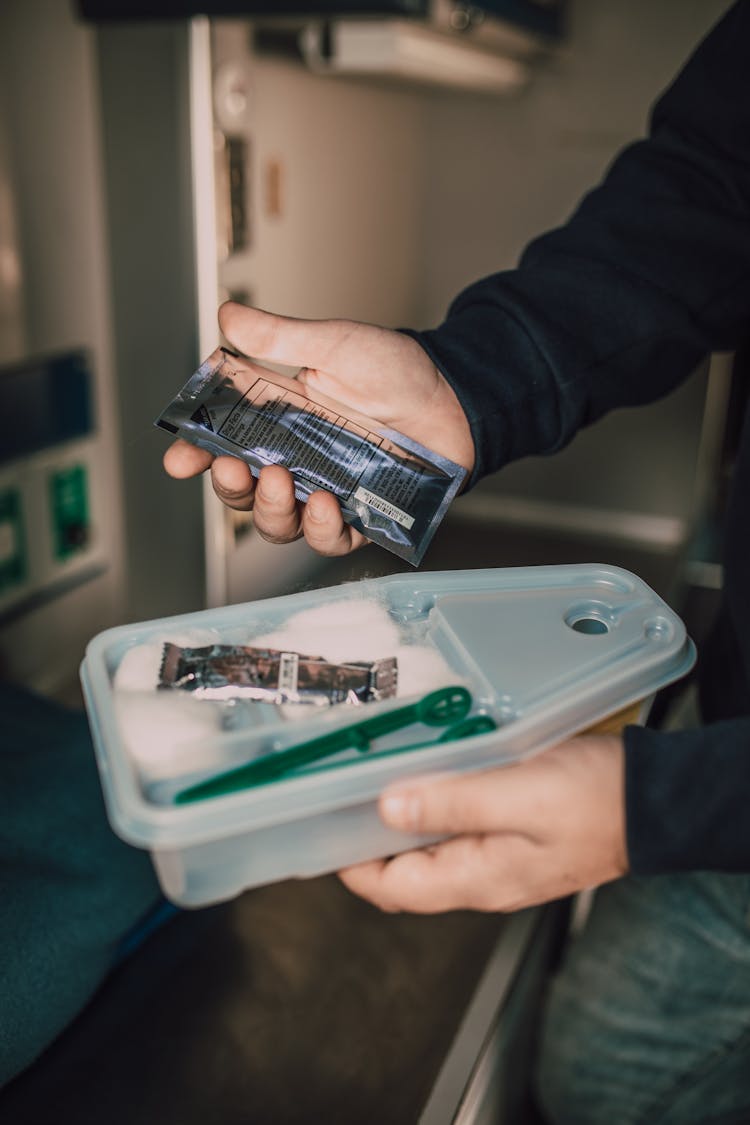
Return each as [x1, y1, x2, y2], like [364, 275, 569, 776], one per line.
[80, 564, 695, 906]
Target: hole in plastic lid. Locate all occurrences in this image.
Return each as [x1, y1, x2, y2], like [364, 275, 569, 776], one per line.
[569, 616, 609, 635]
[565, 600, 613, 635]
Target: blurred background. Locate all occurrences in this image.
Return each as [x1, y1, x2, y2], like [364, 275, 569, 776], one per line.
[0, 4, 743, 1121]
[0, 0, 735, 703]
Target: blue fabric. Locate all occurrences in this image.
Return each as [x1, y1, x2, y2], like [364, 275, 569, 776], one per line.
[534, 871, 750, 1124]
[0, 683, 162, 1087]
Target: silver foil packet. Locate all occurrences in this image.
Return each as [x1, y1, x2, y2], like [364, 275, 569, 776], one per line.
[155, 347, 466, 565]
[159, 642, 398, 707]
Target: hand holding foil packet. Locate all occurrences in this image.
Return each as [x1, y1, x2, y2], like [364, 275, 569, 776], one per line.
[155, 347, 465, 565]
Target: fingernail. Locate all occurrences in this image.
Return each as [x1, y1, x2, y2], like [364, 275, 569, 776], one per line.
[257, 479, 280, 502]
[307, 498, 325, 522]
[381, 790, 421, 831]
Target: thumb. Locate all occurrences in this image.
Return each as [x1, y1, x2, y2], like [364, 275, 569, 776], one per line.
[219, 301, 363, 373]
[379, 768, 517, 837]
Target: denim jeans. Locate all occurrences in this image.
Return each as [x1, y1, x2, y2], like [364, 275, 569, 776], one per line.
[534, 871, 750, 1124]
[534, 686, 750, 1124]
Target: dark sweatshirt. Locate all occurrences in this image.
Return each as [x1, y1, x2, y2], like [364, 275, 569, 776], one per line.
[409, 1, 750, 875]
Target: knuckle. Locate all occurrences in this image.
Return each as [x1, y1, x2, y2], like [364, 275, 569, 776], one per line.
[214, 484, 254, 508]
[257, 527, 304, 546]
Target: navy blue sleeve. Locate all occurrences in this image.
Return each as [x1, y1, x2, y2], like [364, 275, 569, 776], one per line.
[625, 720, 750, 873]
[407, 1, 750, 875]
[410, 0, 750, 487]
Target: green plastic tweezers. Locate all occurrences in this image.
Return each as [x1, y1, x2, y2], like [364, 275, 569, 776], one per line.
[174, 684, 496, 804]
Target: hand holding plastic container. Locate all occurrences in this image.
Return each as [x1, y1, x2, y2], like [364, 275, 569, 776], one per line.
[155, 347, 466, 565]
[80, 565, 695, 908]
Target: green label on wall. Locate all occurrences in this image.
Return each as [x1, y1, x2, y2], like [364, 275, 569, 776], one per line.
[0, 487, 27, 594]
[50, 464, 89, 560]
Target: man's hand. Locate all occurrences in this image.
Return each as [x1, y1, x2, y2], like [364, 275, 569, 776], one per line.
[339, 735, 628, 913]
[164, 302, 474, 557]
